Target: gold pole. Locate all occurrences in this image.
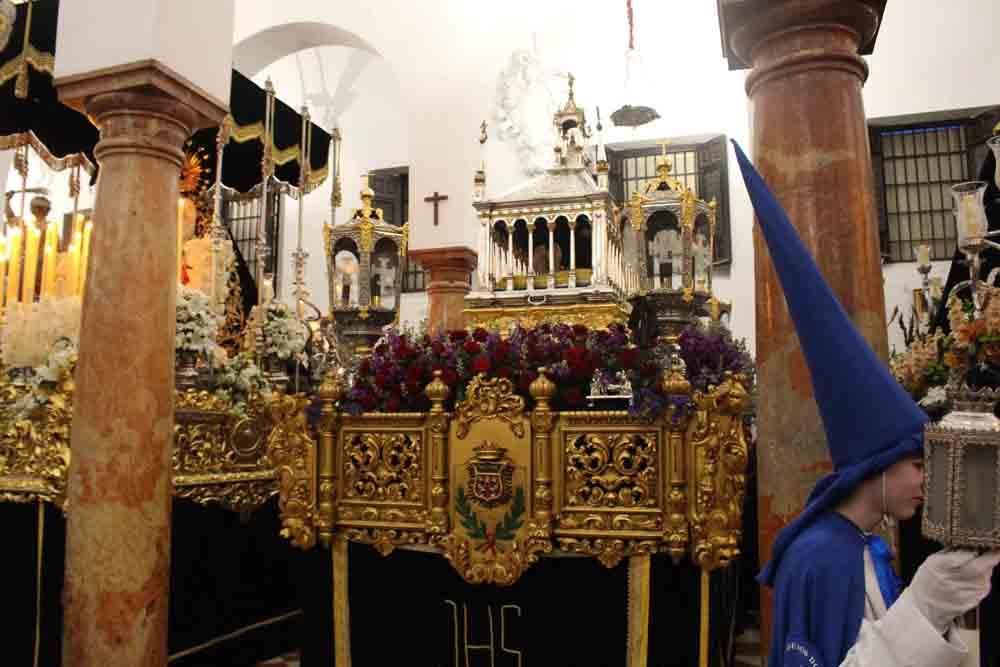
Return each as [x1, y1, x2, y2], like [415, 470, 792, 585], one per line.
[333, 536, 351, 667]
[33, 499, 45, 667]
[627, 554, 651, 667]
[699, 569, 710, 667]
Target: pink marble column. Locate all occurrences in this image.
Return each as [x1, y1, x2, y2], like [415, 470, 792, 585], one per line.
[56, 62, 225, 666]
[409, 246, 477, 332]
[719, 0, 888, 648]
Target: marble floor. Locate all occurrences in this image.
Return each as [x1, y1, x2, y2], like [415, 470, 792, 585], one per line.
[256, 652, 301, 667]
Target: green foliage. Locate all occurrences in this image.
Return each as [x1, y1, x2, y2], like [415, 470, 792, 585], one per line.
[455, 486, 486, 539]
[495, 486, 525, 541]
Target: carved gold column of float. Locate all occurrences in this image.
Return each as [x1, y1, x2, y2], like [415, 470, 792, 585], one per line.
[268, 392, 318, 550]
[526, 368, 556, 552]
[719, 2, 888, 646]
[317, 367, 344, 547]
[663, 357, 693, 562]
[55, 61, 225, 666]
[425, 370, 451, 536]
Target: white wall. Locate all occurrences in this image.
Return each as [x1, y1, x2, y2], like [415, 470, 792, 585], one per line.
[232, 0, 995, 346]
[863, 0, 1000, 353]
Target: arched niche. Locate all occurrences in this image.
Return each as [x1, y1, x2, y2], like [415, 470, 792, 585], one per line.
[232, 22, 381, 77]
[645, 210, 682, 286]
[332, 237, 361, 308]
[574, 214, 592, 271]
[371, 237, 399, 309]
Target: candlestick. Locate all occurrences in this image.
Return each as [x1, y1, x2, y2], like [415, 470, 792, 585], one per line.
[67, 234, 80, 297]
[41, 222, 58, 299]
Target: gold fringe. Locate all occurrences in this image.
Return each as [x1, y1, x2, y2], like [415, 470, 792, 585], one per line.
[627, 554, 651, 666]
[229, 121, 264, 144]
[0, 131, 97, 178]
[333, 536, 352, 667]
[271, 142, 301, 167]
[166, 609, 303, 662]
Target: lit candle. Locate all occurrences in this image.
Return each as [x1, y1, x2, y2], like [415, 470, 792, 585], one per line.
[916, 244, 930, 267]
[930, 277, 943, 300]
[67, 234, 81, 297]
[21, 222, 40, 303]
[80, 220, 93, 295]
[40, 222, 58, 299]
[177, 198, 186, 283]
[6, 223, 23, 304]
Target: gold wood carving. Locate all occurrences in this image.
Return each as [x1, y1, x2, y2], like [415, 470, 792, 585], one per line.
[688, 373, 749, 571]
[358, 219, 375, 253]
[455, 374, 526, 439]
[564, 433, 658, 509]
[0, 376, 72, 509]
[426, 371, 452, 537]
[268, 393, 318, 549]
[343, 432, 422, 503]
[464, 303, 626, 334]
[441, 534, 540, 586]
[173, 390, 278, 514]
[0, 132, 97, 177]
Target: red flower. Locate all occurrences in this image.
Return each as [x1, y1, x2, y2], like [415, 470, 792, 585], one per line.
[360, 393, 377, 411]
[518, 370, 538, 393]
[495, 340, 511, 358]
[431, 341, 445, 356]
[472, 355, 491, 374]
[464, 339, 482, 355]
[406, 365, 423, 384]
[564, 345, 587, 368]
[385, 396, 401, 412]
[358, 359, 371, 376]
[472, 327, 489, 342]
[374, 372, 389, 389]
[640, 361, 659, 378]
[443, 368, 459, 386]
[496, 365, 513, 379]
[405, 380, 421, 396]
[619, 347, 639, 370]
[572, 324, 589, 337]
[562, 387, 584, 407]
[449, 330, 468, 341]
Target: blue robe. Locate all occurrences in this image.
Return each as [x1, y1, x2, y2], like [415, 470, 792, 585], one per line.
[769, 512, 867, 667]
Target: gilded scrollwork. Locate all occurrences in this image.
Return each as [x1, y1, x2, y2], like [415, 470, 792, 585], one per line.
[441, 534, 542, 586]
[688, 372, 750, 571]
[564, 433, 658, 509]
[556, 537, 659, 569]
[345, 526, 428, 556]
[267, 393, 317, 549]
[343, 431, 423, 503]
[454, 374, 526, 439]
[0, 377, 72, 509]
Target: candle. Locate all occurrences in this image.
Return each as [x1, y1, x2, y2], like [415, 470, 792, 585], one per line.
[40, 222, 58, 299]
[917, 244, 930, 267]
[929, 277, 943, 300]
[22, 222, 41, 302]
[67, 234, 81, 297]
[80, 220, 93, 295]
[6, 223, 23, 304]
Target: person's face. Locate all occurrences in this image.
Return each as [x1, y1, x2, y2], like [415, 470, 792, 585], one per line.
[883, 455, 925, 520]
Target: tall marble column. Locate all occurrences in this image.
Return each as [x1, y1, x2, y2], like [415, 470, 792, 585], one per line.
[719, 0, 888, 648]
[56, 62, 225, 666]
[409, 246, 477, 332]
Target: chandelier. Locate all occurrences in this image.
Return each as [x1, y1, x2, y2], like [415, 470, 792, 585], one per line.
[611, 0, 660, 129]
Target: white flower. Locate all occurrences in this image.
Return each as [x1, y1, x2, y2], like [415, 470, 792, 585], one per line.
[919, 385, 949, 408]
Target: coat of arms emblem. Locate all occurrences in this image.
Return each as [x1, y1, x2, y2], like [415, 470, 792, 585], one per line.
[466, 441, 514, 509]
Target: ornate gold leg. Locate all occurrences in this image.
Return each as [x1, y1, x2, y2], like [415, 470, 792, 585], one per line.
[528, 370, 556, 551]
[317, 369, 345, 547]
[333, 536, 352, 667]
[627, 554, 651, 667]
[425, 371, 451, 537]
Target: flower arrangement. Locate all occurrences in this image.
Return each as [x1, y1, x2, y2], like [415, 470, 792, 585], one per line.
[343, 322, 755, 418]
[212, 352, 270, 413]
[176, 284, 223, 356]
[261, 302, 309, 362]
[8, 337, 77, 420]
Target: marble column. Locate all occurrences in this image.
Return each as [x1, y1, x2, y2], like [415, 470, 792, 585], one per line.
[56, 62, 225, 666]
[409, 246, 477, 332]
[720, 0, 888, 649]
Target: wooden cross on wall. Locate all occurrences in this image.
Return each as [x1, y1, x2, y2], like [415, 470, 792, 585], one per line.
[424, 191, 448, 226]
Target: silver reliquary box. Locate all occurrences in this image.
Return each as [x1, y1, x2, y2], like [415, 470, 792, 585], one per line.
[923, 385, 1000, 549]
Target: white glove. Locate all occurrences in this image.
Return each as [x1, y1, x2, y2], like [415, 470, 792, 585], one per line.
[906, 549, 1000, 632]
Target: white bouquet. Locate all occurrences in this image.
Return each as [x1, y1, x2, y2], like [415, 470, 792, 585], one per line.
[176, 284, 223, 356]
[261, 302, 309, 361]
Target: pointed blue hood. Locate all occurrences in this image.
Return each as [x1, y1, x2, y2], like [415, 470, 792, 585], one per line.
[730, 140, 927, 586]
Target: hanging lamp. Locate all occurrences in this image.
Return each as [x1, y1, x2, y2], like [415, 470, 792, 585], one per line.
[611, 0, 660, 129]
